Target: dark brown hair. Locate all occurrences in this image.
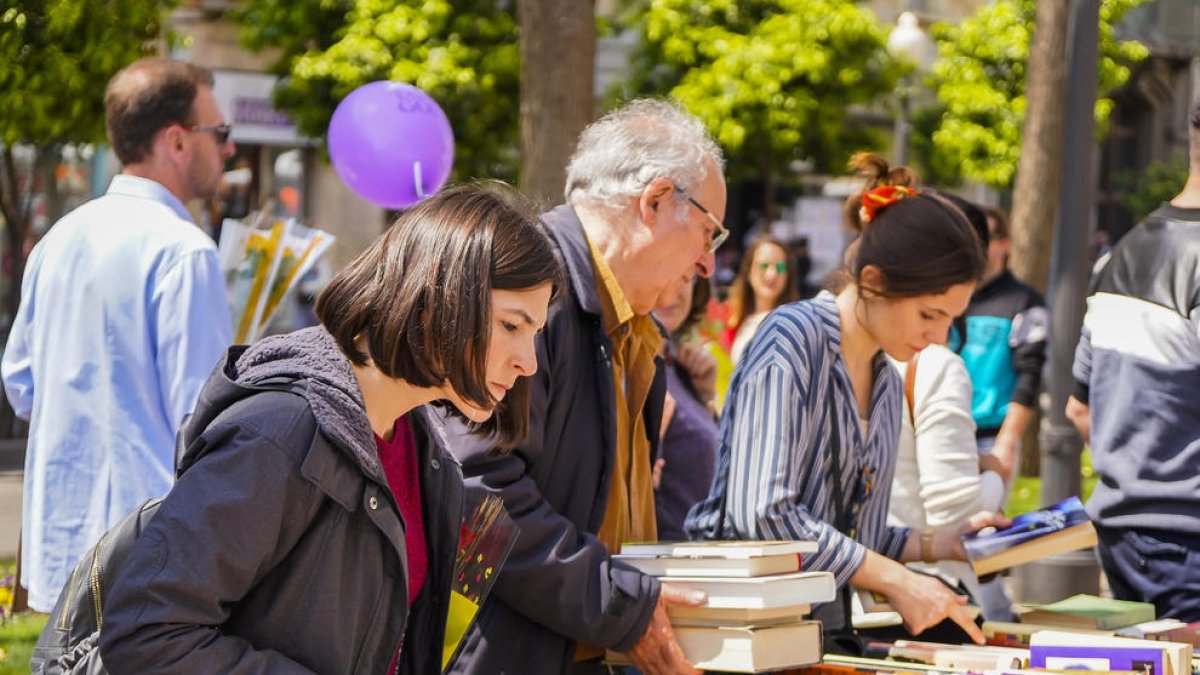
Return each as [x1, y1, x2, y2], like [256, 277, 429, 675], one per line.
[104, 58, 214, 165]
[840, 152, 985, 298]
[981, 204, 1009, 241]
[728, 235, 799, 328]
[315, 183, 563, 447]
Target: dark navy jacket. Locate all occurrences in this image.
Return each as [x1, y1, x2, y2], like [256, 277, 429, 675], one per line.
[444, 205, 666, 674]
[100, 327, 463, 675]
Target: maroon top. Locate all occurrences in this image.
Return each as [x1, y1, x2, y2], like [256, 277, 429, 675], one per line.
[374, 415, 428, 607]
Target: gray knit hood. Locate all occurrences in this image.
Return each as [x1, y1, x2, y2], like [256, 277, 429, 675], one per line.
[177, 326, 383, 477]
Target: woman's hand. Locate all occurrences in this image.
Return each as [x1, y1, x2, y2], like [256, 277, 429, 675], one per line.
[886, 570, 984, 643]
[933, 510, 1012, 561]
[675, 342, 718, 405]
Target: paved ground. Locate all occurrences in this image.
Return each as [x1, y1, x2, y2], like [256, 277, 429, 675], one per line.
[0, 471, 20, 559]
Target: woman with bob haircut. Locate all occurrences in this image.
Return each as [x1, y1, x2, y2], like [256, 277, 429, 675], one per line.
[687, 153, 1006, 645]
[99, 184, 563, 675]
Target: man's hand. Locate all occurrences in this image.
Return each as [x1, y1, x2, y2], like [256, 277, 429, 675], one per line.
[659, 392, 677, 440]
[886, 571, 985, 643]
[675, 342, 718, 406]
[933, 510, 1012, 561]
[625, 583, 705, 675]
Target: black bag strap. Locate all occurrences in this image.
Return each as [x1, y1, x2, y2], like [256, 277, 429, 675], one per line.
[825, 406, 855, 630]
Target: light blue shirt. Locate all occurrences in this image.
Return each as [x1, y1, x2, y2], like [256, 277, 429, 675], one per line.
[2, 175, 232, 611]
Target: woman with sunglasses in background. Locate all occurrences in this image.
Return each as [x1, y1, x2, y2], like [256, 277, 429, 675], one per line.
[686, 153, 1006, 645]
[727, 235, 800, 364]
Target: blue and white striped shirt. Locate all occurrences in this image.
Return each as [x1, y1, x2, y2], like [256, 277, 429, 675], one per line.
[686, 292, 910, 587]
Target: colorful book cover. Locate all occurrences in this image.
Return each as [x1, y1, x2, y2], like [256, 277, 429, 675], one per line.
[441, 492, 519, 669]
[964, 496, 1090, 560]
[1031, 644, 1166, 675]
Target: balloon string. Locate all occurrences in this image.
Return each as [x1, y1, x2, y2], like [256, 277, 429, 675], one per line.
[413, 161, 427, 199]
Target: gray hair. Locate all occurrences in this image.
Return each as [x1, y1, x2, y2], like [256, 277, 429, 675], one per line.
[565, 99, 725, 210]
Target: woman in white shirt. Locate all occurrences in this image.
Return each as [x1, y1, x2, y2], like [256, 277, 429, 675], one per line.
[728, 234, 799, 363]
[889, 344, 1005, 603]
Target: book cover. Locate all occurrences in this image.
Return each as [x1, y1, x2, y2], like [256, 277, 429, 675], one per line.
[613, 551, 801, 578]
[963, 496, 1098, 576]
[1031, 629, 1193, 675]
[1023, 595, 1157, 630]
[608, 620, 823, 673]
[660, 571, 836, 609]
[619, 539, 818, 558]
[1030, 644, 1166, 675]
[441, 492, 519, 669]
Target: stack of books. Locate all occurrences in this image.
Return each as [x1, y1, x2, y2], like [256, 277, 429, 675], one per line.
[607, 540, 832, 673]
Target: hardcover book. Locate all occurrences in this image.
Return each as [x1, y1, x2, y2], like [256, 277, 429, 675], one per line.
[1030, 629, 1193, 675]
[666, 603, 812, 627]
[1022, 595, 1157, 630]
[613, 551, 802, 578]
[608, 620, 822, 673]
[963, 496, 1099, 576]
[659, 571, 836, 609]
[619, 539, 818, 558]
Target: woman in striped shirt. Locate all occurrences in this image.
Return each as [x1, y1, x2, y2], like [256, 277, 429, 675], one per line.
[687, 153, 1004, 642]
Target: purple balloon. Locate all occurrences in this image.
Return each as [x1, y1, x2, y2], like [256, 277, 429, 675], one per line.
[327, 81, 455, 209]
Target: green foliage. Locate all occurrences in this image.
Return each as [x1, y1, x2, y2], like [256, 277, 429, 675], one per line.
[235, 0, 521, 182]
[0, 0, 175, 147]
[617, 0, 902, 180]
[926, 0, 1149, 188]
[1115, 157, 1188, 222]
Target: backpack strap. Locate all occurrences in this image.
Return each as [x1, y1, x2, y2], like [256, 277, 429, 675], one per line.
[905, 351, 920, 428]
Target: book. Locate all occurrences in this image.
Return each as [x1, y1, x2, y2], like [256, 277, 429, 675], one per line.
[1031, 644, 1167, 675]
[872, 639, 1030, 670]
[619, 539, 818, 558]
[1030, 629, 1193, 675]
[667, 602, 812, 627]
[608, 620, 822, 673]
[984, 620, 1114, 647]
[963, 496, 1099, 576]
[1115, 619, 1188, 640]
[613, 551, 801, 578]
[659, 571, 836, 609]
[853, 588, 980, 630]
[441, 492, 518, 669]
[1021, 595, 1157, 630]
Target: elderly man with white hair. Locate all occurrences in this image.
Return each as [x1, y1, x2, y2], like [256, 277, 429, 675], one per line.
[443, 99, 727, 675]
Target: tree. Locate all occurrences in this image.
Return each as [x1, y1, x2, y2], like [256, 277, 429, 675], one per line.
[517, 0, 594, 206]
[617, 0, 903, 216]
[0, 0, 175, 318]
[923, 0, 1149, 191]
[236, 0, 522, 184]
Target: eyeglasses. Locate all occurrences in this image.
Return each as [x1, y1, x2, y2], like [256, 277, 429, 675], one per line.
[189, 124, 233, 144]
[756, 262, 788, 274]
[675, 185, 730, 254]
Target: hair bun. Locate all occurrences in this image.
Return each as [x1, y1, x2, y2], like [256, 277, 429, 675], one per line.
[843, 152, 920, 231]
[859, 185, 917, 224]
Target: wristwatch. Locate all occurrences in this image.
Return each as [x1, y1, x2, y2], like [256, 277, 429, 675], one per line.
[920, 527, 936, 563]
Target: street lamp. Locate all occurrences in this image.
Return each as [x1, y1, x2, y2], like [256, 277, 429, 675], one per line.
[886, 11, 936, 167]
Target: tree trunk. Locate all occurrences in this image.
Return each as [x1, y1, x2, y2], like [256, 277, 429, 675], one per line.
[1009, 0, 1069, 295]
[517, 0, 595, 208]
[1008, 0, 1070, 476]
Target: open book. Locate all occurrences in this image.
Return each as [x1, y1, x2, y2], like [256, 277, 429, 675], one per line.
[963, 496, 1098, 576]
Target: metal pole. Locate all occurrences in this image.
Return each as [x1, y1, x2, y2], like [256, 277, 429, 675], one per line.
[894, 90, 910, 167]
[1018, 0, 1102, 603]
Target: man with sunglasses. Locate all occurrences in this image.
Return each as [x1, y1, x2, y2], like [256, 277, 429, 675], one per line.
[2, 58, 233, 612]
[444, 99, 726, 675]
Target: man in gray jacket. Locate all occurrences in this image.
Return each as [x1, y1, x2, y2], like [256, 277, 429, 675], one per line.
[445, 99, 727, 675]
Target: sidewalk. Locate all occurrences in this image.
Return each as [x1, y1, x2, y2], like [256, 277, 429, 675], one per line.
[0, 471, 20, 559]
